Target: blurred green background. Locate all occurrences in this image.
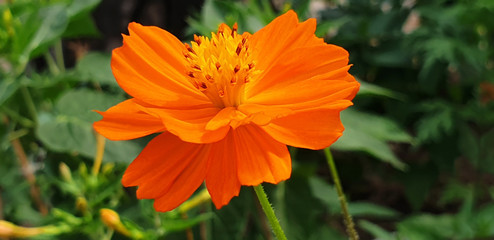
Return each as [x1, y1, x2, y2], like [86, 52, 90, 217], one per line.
[1, 0, 493, 239]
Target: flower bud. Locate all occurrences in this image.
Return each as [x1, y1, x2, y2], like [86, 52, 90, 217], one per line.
[59, 162, 73, 183]
[178, 188, 211, 213]
[100, 209, 131, 237]
[75, 196, 88, 214]
[0, 220, 44, 238]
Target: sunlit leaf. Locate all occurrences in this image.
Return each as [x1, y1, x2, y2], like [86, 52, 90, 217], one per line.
[36, 89, 140, 163]
[75, 52, 118, 87]
[333, 109, 411, 170]
[12, 4, 68, 66]
[358, 80, 405, 100]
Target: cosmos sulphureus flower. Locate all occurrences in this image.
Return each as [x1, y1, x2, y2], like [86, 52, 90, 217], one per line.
[94, 10, 359, 212]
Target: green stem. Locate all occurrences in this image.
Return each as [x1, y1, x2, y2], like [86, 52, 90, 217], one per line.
[20, 86, 38, 125]
[324, 148, 359, 240]
[54, 40, 65, 73]
[253, 184, 287, 240]
[0, 106, 35, 128]
[44, 52, 60, 75]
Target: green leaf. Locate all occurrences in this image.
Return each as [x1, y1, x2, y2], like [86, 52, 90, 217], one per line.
[63, 13, 100, 38]
[359, 220, 397, 240]
[75, 52, 118, 87]
[201, 0, 225, 30]
[344, 109, 412, 142]
[308, 176, 339, 213]
[400, 164, 437, 211]
[416, 101, 455, 143]
[358, 80, 406, 100]
[397, 214, 458, 239]
[36, 89, 140, 163]
[12, 4, 68, 67]
[66, 0, 101, 18]
[309, 177, 399, 218]
[473, 203, 494, 237]
[161, 213, 213, 232]
[0, 77, 19, 106]
[348, 202, 400, 218]
[438, 181, 473, 206]
[63, 0, 102, 37]
[282, 176, 327, 239]
[333, 128, 407, 170]
[332, 109, 411, 170]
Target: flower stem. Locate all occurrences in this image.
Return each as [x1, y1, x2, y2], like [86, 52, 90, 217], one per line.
[91, 132, 106, 176]
[324, 148, 359, 240]
[44, 52, 60, 75]
[253, 184, 287, 240]
[54, 40, 65, 73]
[20, 86, 38, 125]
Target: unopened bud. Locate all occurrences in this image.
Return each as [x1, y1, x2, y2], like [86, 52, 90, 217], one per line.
[101, 163, 114, 175]
[75, 197, 88, 214]
[178, 188, 211, 213]
[0, 220, 44, 238]
[2, 9, 14, 37]
[59, 162, 73, 183]
[78, 163, 87, 177]
[100, 209, 131, 237]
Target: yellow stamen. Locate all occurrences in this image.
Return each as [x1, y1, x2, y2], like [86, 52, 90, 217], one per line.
[184, 24, 258, 108]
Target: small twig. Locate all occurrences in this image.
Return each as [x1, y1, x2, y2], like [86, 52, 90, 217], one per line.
[11, 138, 48, 215]
[180, 212, 194, 240]
[199, 204, 207, 240]
[324, 148, 359, 240]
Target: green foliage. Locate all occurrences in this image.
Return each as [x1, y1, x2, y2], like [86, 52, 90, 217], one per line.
[74, 52, 119, 88]
[36, 89, 141, 163]
[333, 109, 412, 170]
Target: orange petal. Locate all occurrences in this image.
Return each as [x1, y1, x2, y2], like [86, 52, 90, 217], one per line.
[250, 10, 324, 72]
[122, 132, 211, 212]
[205, 107, 257, 131]
[262, 109, 346, 150]
[206, 105, 295, 131]
[112, 22, 210, 108]
[247, 79, 358, 111]
[237, 104, 293, 125]
[233, 125, 291, 186]
[93, 99, 165, 140]
[205, 133, 241, 209]
[246, 43, 358, 103]
[142, 106, 230, 144]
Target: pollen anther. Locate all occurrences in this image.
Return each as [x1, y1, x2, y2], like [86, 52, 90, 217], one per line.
[236, 44, 242, 55]
[184, 43, 195, 54]
[183, 23, 257, 108]
[193, 34, 201, 46]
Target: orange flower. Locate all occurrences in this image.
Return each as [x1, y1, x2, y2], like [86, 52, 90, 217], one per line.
[94, 10, 359, 212]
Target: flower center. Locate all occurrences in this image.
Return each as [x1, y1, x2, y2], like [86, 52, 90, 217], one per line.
[184, 23, 257, 108]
